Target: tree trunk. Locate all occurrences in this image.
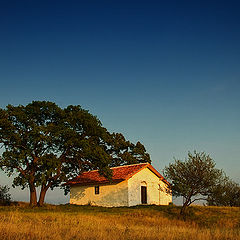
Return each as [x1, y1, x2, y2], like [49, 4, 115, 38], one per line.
[37, 185, 49, 207]
[29, 184, 37, 206]
[180, 196, 191, 216]
[180, 203, 188, 215]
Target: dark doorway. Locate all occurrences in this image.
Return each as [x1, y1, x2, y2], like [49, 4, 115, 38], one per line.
[141, 186, 147, 204]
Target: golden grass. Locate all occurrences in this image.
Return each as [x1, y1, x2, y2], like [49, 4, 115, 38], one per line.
[0, 205, 239, 240]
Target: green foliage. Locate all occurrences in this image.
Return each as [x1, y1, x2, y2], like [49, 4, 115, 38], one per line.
[0, 101, 150, 206]
[207, 178, 240, 207]
[0, 185, 11, 205]
[163, 151, 224, 214]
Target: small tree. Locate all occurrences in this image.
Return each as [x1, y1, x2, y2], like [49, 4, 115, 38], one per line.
[0, 185, 11, 205]
[163, 151, 223, 215]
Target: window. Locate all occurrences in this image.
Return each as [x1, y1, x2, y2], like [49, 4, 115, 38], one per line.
[95, 186, 99, 194]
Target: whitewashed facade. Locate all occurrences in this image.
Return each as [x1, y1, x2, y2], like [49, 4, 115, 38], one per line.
[69, 163, 172, 207]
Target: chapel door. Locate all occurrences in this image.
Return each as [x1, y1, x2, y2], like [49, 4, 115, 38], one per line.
[141, 186, 147, 204]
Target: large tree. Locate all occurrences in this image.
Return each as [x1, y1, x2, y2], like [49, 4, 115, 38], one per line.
[163, 151, 224, 215]
[0, 101, 150, 206]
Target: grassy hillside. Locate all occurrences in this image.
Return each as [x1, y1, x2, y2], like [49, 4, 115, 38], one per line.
[0, 204, 239, 240]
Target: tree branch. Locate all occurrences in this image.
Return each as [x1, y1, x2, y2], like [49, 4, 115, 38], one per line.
[190, 197, 207, 204]
[16, 166, 27, 177]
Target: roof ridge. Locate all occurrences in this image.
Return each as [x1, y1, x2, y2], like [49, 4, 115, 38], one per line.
[80, 162, 150, 174]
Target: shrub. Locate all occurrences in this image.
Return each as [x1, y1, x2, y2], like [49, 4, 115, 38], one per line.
[0, 185, 11, 205]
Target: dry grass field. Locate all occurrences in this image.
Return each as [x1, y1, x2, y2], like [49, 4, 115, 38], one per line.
[0, 204, 239, 240]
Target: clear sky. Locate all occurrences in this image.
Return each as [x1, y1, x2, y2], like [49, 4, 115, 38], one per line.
[0, 0, 239, 204]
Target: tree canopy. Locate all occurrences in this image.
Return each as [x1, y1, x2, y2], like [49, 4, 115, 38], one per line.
[163, 151, 224, 215]
[0, 101, 150, 206]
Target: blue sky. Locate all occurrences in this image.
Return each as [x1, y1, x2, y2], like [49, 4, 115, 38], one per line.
[0, 0, 240, 203]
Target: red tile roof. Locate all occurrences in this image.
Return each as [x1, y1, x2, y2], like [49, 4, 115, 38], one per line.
[65, 163, 169, 186]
